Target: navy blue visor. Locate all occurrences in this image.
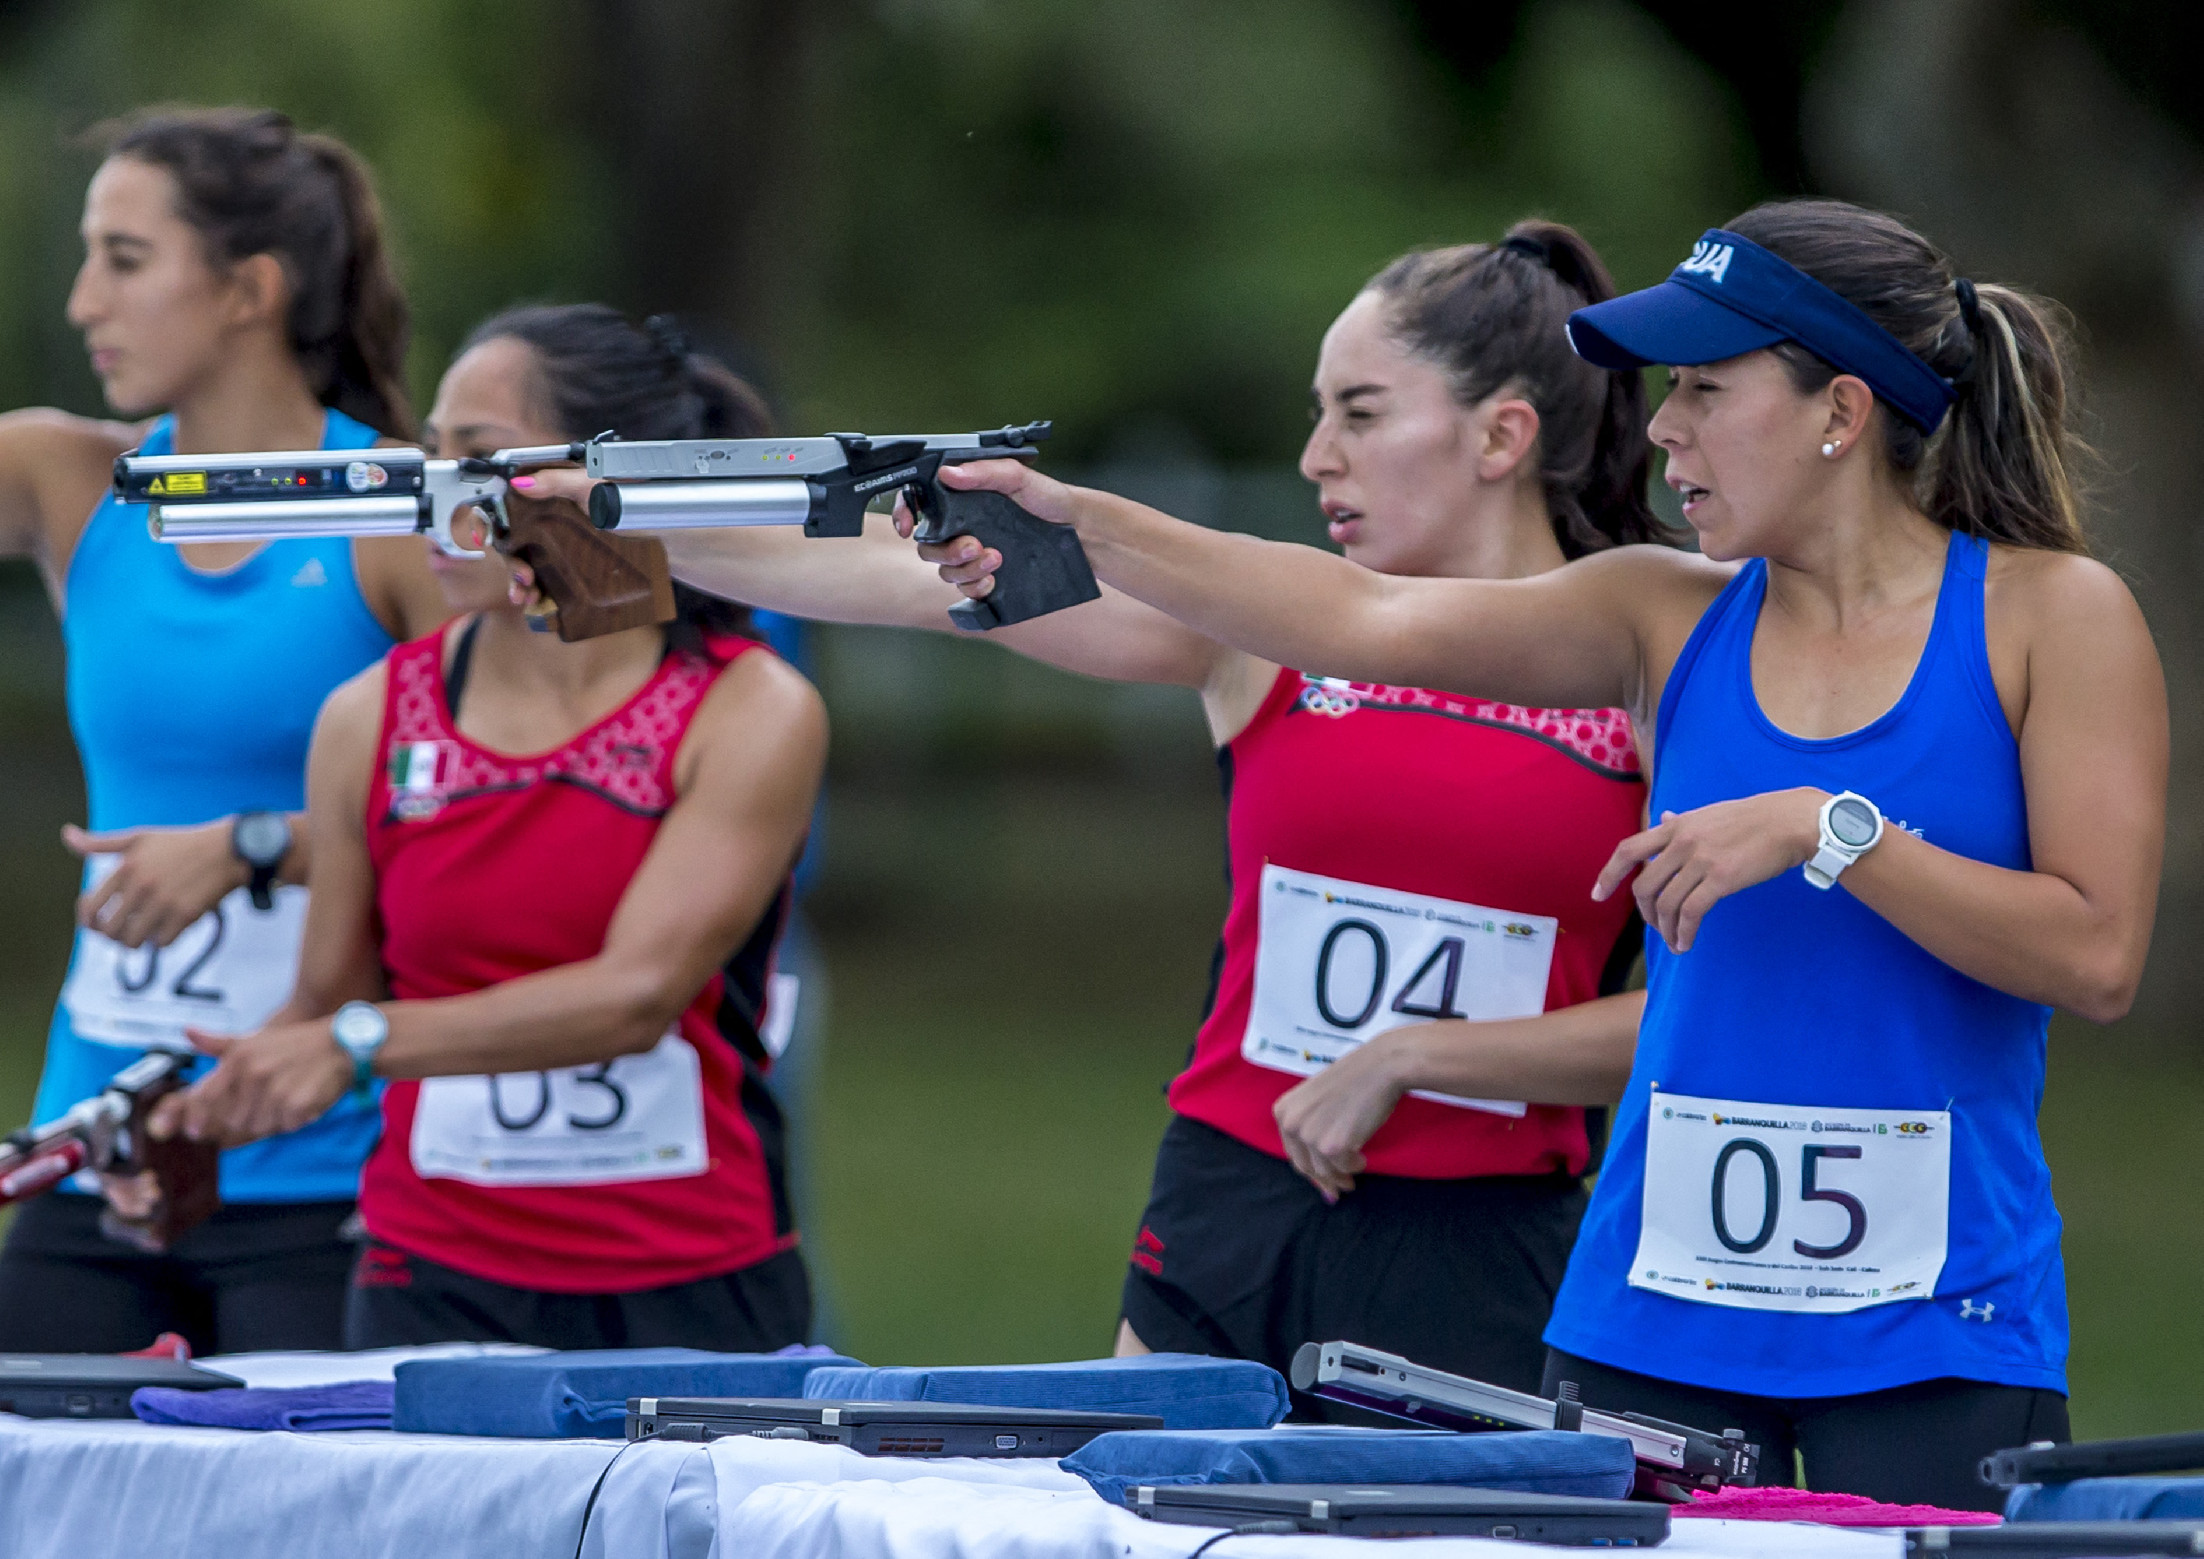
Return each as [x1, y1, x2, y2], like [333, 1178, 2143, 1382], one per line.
[1567, 229, 1956, 434]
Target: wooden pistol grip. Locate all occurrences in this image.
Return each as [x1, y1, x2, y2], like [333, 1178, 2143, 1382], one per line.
[99, 1071, 219, 1253]
[496, 492, 675, 642]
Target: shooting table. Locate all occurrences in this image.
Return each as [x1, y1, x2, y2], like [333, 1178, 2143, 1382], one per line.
[0, 1348, 1902, 1559]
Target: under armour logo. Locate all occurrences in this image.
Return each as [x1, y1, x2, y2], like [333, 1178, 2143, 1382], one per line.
[1959, 1299, 1996, 1322]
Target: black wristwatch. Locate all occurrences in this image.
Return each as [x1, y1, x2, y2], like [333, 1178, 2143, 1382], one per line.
[231, 811, 292, 911]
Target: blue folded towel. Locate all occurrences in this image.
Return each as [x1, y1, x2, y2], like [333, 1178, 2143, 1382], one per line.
[132, 1382, 395, 1432]
[393, 1344, 858, 1438]
[802, 1355, 1290, 1431]
[2008, 1477, 2204, 1523]
[1063, 1426, 1637, 1507]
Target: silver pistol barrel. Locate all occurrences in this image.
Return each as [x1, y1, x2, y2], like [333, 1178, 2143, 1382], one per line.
[592, 480, 813, 530]
[149, 496, 423, 542]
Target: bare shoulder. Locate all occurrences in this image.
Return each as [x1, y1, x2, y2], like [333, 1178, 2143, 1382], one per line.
[1986, 545, 2149, 641]
[0, 407, 140, 460]
[693, 644, 829, 749]
[316, 660, 391, 738]
[0, 408, 139, 499]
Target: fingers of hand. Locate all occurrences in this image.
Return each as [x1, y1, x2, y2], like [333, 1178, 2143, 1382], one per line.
[934, 459, 1023, 493]
[144, 1093, 184, 1142]
[64, 823, 128, 858]
[1594, 820, 1673, 902]
[99, 1170, 162, 1220]
[1649, 860, 1710, 952]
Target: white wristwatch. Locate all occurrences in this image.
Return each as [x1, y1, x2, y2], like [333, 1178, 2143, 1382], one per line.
[1803, 791, 1884, 889]
[331, 1001, 389, 1097]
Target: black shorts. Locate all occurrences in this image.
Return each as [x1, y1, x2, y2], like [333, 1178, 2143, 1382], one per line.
[0, 1192, 355, 1355]
[1121, 1115, 1585, 1414]
[1544, 1349, 2070, 1513]
[345, 1238, 814, 1352]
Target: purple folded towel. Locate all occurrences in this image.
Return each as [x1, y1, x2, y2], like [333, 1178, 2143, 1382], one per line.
[131, 1381, 395, 1432]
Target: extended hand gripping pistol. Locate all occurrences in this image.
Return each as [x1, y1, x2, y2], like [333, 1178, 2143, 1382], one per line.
[1293, 1341, 1759, 1503]
[114, 421, 1100, 639]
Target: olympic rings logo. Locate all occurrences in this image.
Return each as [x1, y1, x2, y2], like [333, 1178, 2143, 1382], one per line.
[1299, 683, 1361, 717]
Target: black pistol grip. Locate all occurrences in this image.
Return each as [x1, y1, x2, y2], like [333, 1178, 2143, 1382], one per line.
[910, 482, 1101, 631]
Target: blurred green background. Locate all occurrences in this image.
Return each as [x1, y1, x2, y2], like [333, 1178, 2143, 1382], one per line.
[0, 0, 2201, 1440]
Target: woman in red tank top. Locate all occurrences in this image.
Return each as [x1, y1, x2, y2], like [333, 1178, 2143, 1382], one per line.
[152, 305, 827, 1351]
[536, 222, 1675, 1397]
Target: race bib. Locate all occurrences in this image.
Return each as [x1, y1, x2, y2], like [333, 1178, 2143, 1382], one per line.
[59, 855, 307, 1050]
[409, 1032, 709, 1188]
[1630, 1088, 1951, 1314]
[1242, 863, 1557, 1117]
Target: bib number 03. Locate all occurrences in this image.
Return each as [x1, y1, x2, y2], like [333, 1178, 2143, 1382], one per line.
[1629, 1088, 1951, 1314]
[1242, 863, 1557, 1116]
[409, 1032, 708, 1188]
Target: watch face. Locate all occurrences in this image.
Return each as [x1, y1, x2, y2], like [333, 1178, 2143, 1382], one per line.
[331, 1004, 383, 1049]
[235, 812, 289, 866]
[1829, 797, 1878, 848]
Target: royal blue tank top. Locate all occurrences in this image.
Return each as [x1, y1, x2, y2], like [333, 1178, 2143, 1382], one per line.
[1544, 532, 2065, 1397]
[33, 409, 395, 1204]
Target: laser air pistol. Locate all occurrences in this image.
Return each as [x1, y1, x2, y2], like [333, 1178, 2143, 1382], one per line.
[114, 421, 1099, 640]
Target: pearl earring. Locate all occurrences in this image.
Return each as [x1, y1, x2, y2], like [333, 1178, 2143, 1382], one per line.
[1822, 441, 1841, 457]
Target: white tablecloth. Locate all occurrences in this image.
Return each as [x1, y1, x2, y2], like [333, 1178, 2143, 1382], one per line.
[0, 1345, 1902, 1559]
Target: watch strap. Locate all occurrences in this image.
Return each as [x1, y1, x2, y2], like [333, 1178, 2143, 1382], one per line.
[1804, 843, 1855, 890]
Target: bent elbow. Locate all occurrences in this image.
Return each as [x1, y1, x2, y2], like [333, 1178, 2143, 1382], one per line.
[2065, 948, 2144, 1025]
[606, 971, 687, 1056]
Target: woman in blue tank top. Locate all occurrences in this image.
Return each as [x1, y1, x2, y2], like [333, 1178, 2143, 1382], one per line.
[0, 108, 446, 1354]
[924, 199, 2165, 1508]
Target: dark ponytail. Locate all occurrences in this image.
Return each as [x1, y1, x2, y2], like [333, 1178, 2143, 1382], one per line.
[1367, 219, 1670, 559]
[97, 106, 415, 439]
[1727, 199, 2087, 553]
[460, 302, 772, 647]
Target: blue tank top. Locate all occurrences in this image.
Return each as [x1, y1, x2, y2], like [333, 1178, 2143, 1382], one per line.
[33, 409, 396, 1204]
[1544, 532, 2065, 1397]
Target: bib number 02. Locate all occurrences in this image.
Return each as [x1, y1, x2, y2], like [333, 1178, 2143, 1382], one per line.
[1242, 863, 1558, 1116]
[1630, 1088, 1951, 1315]
[60, 855, 308, 1051]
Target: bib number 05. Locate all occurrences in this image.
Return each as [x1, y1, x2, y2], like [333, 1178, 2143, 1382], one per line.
[1242, 863, 1557, 1116]
[1629, 1088, 1951, 1314]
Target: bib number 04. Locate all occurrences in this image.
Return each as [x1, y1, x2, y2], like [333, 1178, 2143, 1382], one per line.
[1629, 1088, 1951, 1314]
[1242, 864, 1558, 1116]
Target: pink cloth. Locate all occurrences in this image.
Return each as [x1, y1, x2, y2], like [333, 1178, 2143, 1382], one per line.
[1676, 1485, 2002, 1526]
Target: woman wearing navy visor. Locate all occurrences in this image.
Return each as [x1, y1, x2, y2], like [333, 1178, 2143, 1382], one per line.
[922, 200, 2164, 1507]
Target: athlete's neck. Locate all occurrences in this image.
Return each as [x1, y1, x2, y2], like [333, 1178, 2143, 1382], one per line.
[166, 336, 330, 456]
[1419, 473, 1568, 583]
[468, 606, 666, 719]
[1761, 464, 1948, 632]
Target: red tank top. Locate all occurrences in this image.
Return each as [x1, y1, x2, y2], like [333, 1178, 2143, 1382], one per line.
[356, 625, 797, 1293]
[1168, 668, 1645, 1179]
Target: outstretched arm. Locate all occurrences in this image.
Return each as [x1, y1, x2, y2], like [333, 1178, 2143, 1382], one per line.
[918, 460, 1726, 718]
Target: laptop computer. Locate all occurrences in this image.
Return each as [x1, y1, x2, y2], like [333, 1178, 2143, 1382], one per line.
[1904, 1523, 2204, 1557]
[1132, 1484, 1672, 1545]
[0, 1354, 243, 1419]
[627, 1396, 1164, 1457]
